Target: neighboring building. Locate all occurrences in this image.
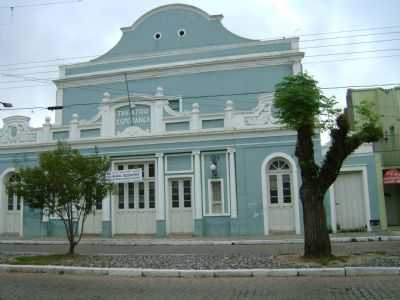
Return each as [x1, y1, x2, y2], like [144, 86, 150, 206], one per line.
[347, 87, 400, 227]
[0, 4, 384, 238]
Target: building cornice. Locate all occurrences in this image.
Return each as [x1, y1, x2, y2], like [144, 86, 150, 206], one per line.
[61, 38, 299, 71]
[54, 50, 304, 88]
[0, 127, 297, 155]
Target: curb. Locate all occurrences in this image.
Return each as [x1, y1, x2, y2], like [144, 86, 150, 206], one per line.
[0, 265, 399, 278]
[0, 235, 399, 246]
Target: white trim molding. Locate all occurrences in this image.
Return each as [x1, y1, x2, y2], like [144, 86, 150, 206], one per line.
[261, 152, 301, 235]
[156, 153, 166, 222]
[228, 148, 237, 218]
[192, 150, 203, 220]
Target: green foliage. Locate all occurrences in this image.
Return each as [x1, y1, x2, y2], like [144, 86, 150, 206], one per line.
[354, 99, 382, 135]
[9, 142, 112, 254]
[274, 73, 340, 130]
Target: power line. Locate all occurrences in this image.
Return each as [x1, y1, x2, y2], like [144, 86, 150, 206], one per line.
[2, 29, 400, 73]
[297, 24, 400, 37]
[1, 82, 400, 112]
[0, 0, 83, 9]
[303, 53, 400, 65]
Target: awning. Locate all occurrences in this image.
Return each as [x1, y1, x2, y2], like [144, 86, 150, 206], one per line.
[384, 169, 400, 185]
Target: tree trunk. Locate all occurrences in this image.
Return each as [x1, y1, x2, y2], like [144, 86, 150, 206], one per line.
[68, 240, 76, 255]
[302, 184, 332, 258]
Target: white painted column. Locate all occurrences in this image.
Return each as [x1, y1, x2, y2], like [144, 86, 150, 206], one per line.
[40, 117, 52, 142]
[69, 113, 80, 140]
[190, 103, 201, 131]
[193, 151, 203, 219]
[55, 88, 63, 125]
[156, 153, 165, 221]
[19, 199, 23, 237]
[153, 100, 166, 134]
[224, 100, 234, 129]
[100, 93, 114, 137]
[228, 148, 237, 218]
[102, 194, 111, 222]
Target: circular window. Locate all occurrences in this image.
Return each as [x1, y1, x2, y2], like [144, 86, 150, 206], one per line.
[177, 29, 186, 38]
[153, 32, 162, 40]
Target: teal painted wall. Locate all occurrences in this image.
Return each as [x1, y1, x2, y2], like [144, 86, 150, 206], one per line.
[203, 216, 231, 236]
[23, 206, 47, 238]
[235, 142, 297, 235]
[165, 154, 192, 172]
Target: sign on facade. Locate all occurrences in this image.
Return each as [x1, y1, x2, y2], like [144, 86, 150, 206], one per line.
[115, 104, 151, 134]
[383, 168, 400, 185]
[106, 169, 143, 183]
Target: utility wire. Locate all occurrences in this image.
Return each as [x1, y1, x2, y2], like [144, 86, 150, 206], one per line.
[2, 29, 400, 72]
[1, 82, 399, 112]
[0, 0, 83, 9]
[2, 48, 400, 90]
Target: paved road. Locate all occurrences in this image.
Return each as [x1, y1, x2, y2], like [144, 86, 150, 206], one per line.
[0, 241, 399, 256]
[0, 273, 399, 300]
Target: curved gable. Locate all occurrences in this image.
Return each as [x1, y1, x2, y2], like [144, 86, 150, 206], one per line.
[94, 4, 254, 61]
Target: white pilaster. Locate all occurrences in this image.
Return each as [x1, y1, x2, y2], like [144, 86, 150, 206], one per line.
[156, 153, 165, 221]
[55, 88, 63, 125]
[190, 103, 201, 131]
[228, 148, 238, 218]
[100, 92, 114, 137]
[193, 150, 203, 220]
[69, 113, 80, 140]
[102, 193, 111, 222]
[154, 100, 166, 134]
[19, 199, 23, 237]
[292, 61, 302, 75]
[40, 117, 52, 142]
[224, 100, 234, 129]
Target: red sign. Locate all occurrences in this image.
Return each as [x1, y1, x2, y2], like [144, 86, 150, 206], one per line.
[384, 169, 400, 185]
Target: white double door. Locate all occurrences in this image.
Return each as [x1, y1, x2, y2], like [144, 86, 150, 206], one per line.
[168, 178, 193, 234]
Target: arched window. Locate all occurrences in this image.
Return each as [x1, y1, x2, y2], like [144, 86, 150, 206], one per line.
[7, 174, 21, 211]
[267, 158, 292, 205]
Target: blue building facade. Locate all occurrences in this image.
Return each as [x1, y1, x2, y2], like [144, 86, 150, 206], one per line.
[0, 4, 384, 238]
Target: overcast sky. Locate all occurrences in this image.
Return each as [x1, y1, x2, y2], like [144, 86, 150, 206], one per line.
[1, 0, 400, 131]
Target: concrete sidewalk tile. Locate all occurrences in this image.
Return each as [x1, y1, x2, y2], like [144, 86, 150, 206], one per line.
[297, 268, 345, 277]
[345, 267, 400, 276]
[252, 268, 298, 277]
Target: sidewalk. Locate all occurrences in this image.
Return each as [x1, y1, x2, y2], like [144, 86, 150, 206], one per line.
[1, 232, 400, 246]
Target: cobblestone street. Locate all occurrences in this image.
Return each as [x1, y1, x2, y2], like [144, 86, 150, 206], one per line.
[1, 241, 400, 269]
[0, 273, 399, 300]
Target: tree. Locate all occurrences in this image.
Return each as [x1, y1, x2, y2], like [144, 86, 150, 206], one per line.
[274, 73, 383, 258]
[10, 142, 111, 255]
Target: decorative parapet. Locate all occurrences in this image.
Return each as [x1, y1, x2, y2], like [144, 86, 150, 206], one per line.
[0, 87, 283, 146]
[0, 116, 38, 144]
